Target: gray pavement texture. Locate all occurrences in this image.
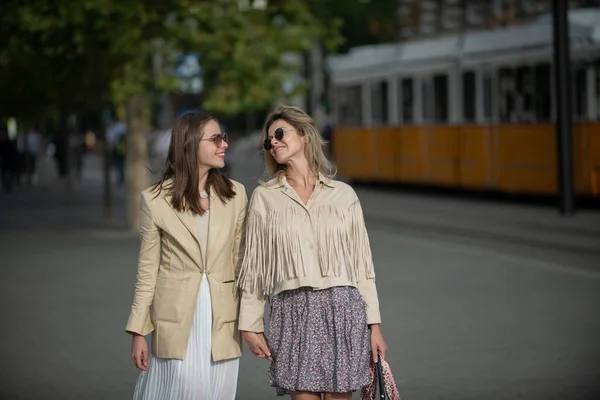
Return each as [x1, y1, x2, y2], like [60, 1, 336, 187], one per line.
[1, 145, 600, 400]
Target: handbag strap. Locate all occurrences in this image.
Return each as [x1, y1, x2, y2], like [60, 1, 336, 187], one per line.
[375, 359, 387, 400]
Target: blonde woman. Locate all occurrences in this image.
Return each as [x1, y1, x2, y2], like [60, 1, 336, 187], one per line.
[237, 105, 387, 399]
[126, 111, 247, 400]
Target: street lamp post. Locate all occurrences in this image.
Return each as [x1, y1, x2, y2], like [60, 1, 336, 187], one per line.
[552, 0, 575, 215]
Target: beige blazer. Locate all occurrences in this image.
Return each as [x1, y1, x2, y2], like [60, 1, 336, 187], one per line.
[125, 180, 247, 361]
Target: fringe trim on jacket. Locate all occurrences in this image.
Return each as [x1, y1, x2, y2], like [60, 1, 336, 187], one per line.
[237, 200, 375, 297]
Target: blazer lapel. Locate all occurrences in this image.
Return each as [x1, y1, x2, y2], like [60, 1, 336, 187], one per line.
[164, 197, 204, 267]
[207, 191, 224, 269]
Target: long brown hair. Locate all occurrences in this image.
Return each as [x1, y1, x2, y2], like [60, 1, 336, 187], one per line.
[152, 111, 235, 215]
[262, 105, 335, 180]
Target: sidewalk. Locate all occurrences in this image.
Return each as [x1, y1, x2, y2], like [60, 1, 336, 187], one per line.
[0, 153, 128, 233]
[356, 187, 600, 255]
[0, 153, 141, 400]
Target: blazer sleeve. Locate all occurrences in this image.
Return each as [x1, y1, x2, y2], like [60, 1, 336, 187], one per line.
[350, 197, 382, 325]
[125, 192, 160, 336]
[233, 184, 248, 280]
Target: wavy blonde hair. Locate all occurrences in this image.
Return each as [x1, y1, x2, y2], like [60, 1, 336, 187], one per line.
[262, 105, 335, 181]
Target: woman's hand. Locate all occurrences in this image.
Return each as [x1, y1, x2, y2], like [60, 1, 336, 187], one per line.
[242, 331, 273, 361]
[131, 333, 150, 371]
[369, 324, 388, 362]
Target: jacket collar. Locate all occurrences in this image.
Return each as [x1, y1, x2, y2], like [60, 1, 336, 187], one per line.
[264, 172, 335, 189]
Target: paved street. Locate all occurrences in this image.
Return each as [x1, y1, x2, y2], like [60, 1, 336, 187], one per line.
[1, 144, 599, 400]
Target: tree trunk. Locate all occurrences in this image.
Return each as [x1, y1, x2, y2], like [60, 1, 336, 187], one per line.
[100, 111, 112, 218]
[125, 95, 150, 232]
[65, 113, 78, 192]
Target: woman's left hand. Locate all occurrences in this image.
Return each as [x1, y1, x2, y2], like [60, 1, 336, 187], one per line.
[370, 324, 388, 362]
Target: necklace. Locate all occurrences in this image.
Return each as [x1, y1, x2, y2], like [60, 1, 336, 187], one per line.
[200, 190, 208, 199]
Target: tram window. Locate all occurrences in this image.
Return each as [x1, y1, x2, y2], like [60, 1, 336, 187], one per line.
[516, 66, 534, 122]
[422, 79, 433, 122]
[573, 67, 587, 119]
[499, 68, 514, 122]
[371, 81, 389, 125]
[534, 63, 551, 121]
[463, 71, 476, 122]
[335, 85, 362, 127]
[433, 74, 448, 123]
[483, 73, 492, 119]
[465, 0, 485, 27]
[597, 64, 600, 120]
[401, 78, 414, 124]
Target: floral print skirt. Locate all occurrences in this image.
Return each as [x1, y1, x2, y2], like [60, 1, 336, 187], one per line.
[267, 286, 371, 396]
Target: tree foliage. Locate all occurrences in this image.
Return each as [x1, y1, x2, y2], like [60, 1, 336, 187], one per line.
[0, 0, 342, 229]
[0, 0, 342, 119]
[309, 0, 399, 53]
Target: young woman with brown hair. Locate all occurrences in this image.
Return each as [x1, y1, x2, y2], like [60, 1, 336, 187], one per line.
[126, 111, 247, 400]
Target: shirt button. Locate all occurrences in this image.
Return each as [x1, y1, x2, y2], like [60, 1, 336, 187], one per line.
[309, 244, 314, 249]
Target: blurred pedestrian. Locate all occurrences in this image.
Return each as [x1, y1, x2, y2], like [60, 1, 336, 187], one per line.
[237, 105, 388, 399]
[0, 128, 18, 192]
[113, 131, 126, 186]
[149, 123, 171, 173]
[126, 110, 247, 400]
[25, 126, 41, 184]
[50, 132, 68, 179]
[106, 120, 126, 186]
[70, 132, 85, 181]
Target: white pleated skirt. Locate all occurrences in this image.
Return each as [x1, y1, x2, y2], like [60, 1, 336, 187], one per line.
[133, 275, 239, 400]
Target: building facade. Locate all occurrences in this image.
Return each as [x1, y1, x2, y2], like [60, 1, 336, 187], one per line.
[398, 0, 600, 40]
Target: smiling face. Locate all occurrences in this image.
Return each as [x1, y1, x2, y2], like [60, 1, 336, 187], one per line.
[265, 119, 306, 166]
[198, 119, 228, 170]
[262, 105, 334, 178]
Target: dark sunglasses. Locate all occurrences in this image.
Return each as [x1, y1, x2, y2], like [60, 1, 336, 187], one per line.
[201, 132, 228, 146]
[263, 128, 285, 150]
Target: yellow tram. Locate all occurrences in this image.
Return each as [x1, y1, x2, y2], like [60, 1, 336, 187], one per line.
[327, 9, 600, 197]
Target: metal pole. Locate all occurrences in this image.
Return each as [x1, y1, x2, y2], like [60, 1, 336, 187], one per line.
[552, 0, 575, 215]
[102, 110, 112, 219]
[103, 132, 112, 218]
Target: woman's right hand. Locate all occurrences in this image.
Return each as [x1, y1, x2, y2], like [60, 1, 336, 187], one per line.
[131, 334, 150, 371]
[242, 331, 273, 361]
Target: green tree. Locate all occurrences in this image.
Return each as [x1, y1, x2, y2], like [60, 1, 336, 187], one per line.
[310, 0, 399, 53]
[0, 0, 340, 230]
